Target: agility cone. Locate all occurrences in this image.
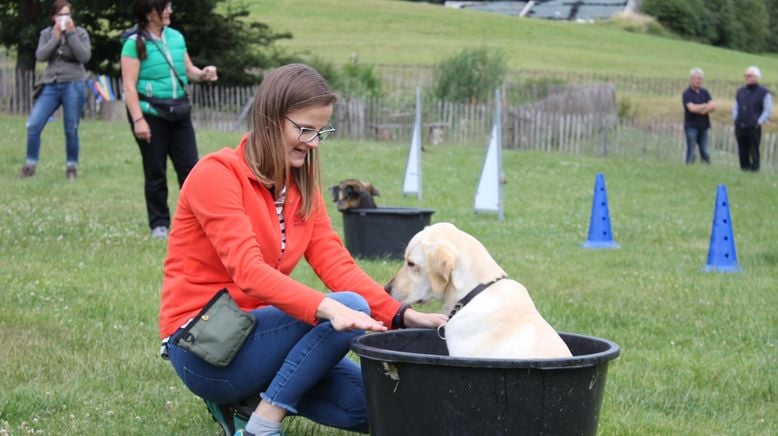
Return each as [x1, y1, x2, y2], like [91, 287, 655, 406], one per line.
[704, 184, 740, 272]
[582, 173, 619, 249]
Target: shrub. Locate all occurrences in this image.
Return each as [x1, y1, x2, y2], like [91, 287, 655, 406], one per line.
[306, 55, 383, 98]
[640, 0, 700, 38]
[431, 47, 507, 103]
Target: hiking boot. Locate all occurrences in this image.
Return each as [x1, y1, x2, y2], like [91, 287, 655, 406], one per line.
[66, 165, 77, 181]
[18, 164, 36, 178]
[151, 226, 169, 239]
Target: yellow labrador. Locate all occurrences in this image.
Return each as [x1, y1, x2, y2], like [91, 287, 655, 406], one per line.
[385, 222, 572, 359]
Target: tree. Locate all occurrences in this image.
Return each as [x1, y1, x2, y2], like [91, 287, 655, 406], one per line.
[641, 0, 772, 53]
[640, 0, 700, 39]
[0, 0, 47, 71]
[768, 0, 778, 52]
[0, 0, 294, 85]
[727, 0, 769, 53]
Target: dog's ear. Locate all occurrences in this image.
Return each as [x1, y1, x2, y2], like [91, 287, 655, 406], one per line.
[426, 241, 457, 294]
[330, 185, 341, 202]
[366, 183, 380, 197]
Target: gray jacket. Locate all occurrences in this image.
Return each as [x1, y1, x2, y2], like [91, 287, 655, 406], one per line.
[36, 26, 91, 84]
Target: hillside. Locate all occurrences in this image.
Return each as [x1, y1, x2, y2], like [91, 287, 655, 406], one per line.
[251, 0, 778, 81]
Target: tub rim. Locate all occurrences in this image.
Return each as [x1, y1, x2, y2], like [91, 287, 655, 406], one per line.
[350, 329, 620, 370]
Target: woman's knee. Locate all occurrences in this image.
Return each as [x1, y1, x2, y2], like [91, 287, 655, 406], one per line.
[328, 292, 370, 315]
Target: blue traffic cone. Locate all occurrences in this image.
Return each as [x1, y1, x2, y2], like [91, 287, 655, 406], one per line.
[582, 173, 619, 249]
[704, 184, 740, 272]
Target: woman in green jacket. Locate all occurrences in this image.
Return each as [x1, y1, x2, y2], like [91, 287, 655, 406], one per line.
[121, 0, 218, 239]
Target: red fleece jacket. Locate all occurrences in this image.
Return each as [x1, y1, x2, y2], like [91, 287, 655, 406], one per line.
[159, 134, 400, 338]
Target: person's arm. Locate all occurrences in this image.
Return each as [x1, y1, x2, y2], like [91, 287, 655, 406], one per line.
[304, 192, 447, 329]
[315, 296, 387, 332]
[184, 52, 218, 83]
[758, 93, 773, 126]
[184, 157, 334, 324]
[690, 100, 716, 114]
[65, 27, 91, 64]
[121, 55, 151, 142]
[35, 28, 59, 61]
[686, 102, 706, 114]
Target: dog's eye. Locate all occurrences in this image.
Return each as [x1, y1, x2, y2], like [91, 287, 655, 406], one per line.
[406, 260, 415, 268]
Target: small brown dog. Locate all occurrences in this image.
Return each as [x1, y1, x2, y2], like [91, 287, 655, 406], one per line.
[331, 179, 380, 211]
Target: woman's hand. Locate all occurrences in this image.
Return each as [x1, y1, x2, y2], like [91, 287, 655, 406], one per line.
[64, 16, 75, 32]
[134, 118, 151, 143]
[403, 308, 448, 328]
[316, 297, 387, 333]
[200, 66, 218, 82]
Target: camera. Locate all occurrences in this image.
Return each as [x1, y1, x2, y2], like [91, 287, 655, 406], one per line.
[59, 16, 67, 31]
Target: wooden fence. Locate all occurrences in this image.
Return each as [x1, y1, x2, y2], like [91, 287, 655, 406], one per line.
[1, 66, 776, 169]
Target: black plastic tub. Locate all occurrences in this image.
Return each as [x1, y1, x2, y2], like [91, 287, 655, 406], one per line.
[350, 329, 620, 436]
[341, 207, 435, 259]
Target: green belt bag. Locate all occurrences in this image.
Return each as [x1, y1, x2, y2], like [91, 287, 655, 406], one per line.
[174, 289, 256, 367]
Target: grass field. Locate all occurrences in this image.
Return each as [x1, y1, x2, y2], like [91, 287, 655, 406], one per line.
[250, 0, 778, 81]
[0, 114, 776, 435]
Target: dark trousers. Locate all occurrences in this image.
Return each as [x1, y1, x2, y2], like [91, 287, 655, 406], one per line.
[734, 126, 761, 171]
[130, 114, 199, 229]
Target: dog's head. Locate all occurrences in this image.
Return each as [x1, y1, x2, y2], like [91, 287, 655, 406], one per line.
[385, 223, 498, 309]
[330, 179, 380, 211]
[385, 222, 506, 311]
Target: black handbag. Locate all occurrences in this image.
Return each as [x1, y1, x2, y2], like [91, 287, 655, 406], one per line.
[140, 95, 191, 122]
[32, 83, 44, 101]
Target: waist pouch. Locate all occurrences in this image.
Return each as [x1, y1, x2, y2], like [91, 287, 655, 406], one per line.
[140, 95, 191, 122]
[174, 289, 256, 367]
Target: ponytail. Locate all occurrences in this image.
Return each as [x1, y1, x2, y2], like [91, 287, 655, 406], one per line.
[135, 23, 147, 60]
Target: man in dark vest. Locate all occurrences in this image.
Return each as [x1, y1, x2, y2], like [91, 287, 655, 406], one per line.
[682, 68, 716, 164]
[733, 66, 773, 171]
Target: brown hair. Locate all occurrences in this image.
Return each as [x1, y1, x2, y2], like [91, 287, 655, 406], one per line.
[50, 0, 71, 17]
[131, 0, 169, 60]
[245, 64, 337, 220]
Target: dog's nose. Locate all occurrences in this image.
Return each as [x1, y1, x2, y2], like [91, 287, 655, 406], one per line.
[384, 281, 393, 294]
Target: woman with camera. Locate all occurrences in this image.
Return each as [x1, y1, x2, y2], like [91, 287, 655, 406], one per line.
[18, 0, 90, 181]
[121, 0, 218, 239]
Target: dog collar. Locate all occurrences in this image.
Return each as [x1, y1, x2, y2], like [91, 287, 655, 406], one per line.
[447, 276, 506, 319]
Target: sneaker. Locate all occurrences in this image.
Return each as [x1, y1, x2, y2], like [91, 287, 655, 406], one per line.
[66, 166, 77, 181]
[204, 399, 237, 436]
[18, 164, 36, 178]
[150, 226, 168, 239]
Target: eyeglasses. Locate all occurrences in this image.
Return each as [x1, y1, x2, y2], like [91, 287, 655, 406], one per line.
[285, 116, 335, 144]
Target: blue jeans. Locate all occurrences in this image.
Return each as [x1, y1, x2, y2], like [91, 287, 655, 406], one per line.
[167, 292, 370, 433]
[684, 126, 710, 164]
[25, 81, 87, 166]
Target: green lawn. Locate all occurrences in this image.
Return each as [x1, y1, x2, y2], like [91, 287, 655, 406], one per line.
[251, 0, 778, 82]
[0, 114, 775, 434]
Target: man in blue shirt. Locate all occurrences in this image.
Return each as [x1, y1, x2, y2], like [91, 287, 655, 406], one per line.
[732, 66, 773, 171]
[682, 68, 716, 164]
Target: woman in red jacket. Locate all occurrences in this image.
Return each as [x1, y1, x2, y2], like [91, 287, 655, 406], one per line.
[160, 63, 446, 436]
